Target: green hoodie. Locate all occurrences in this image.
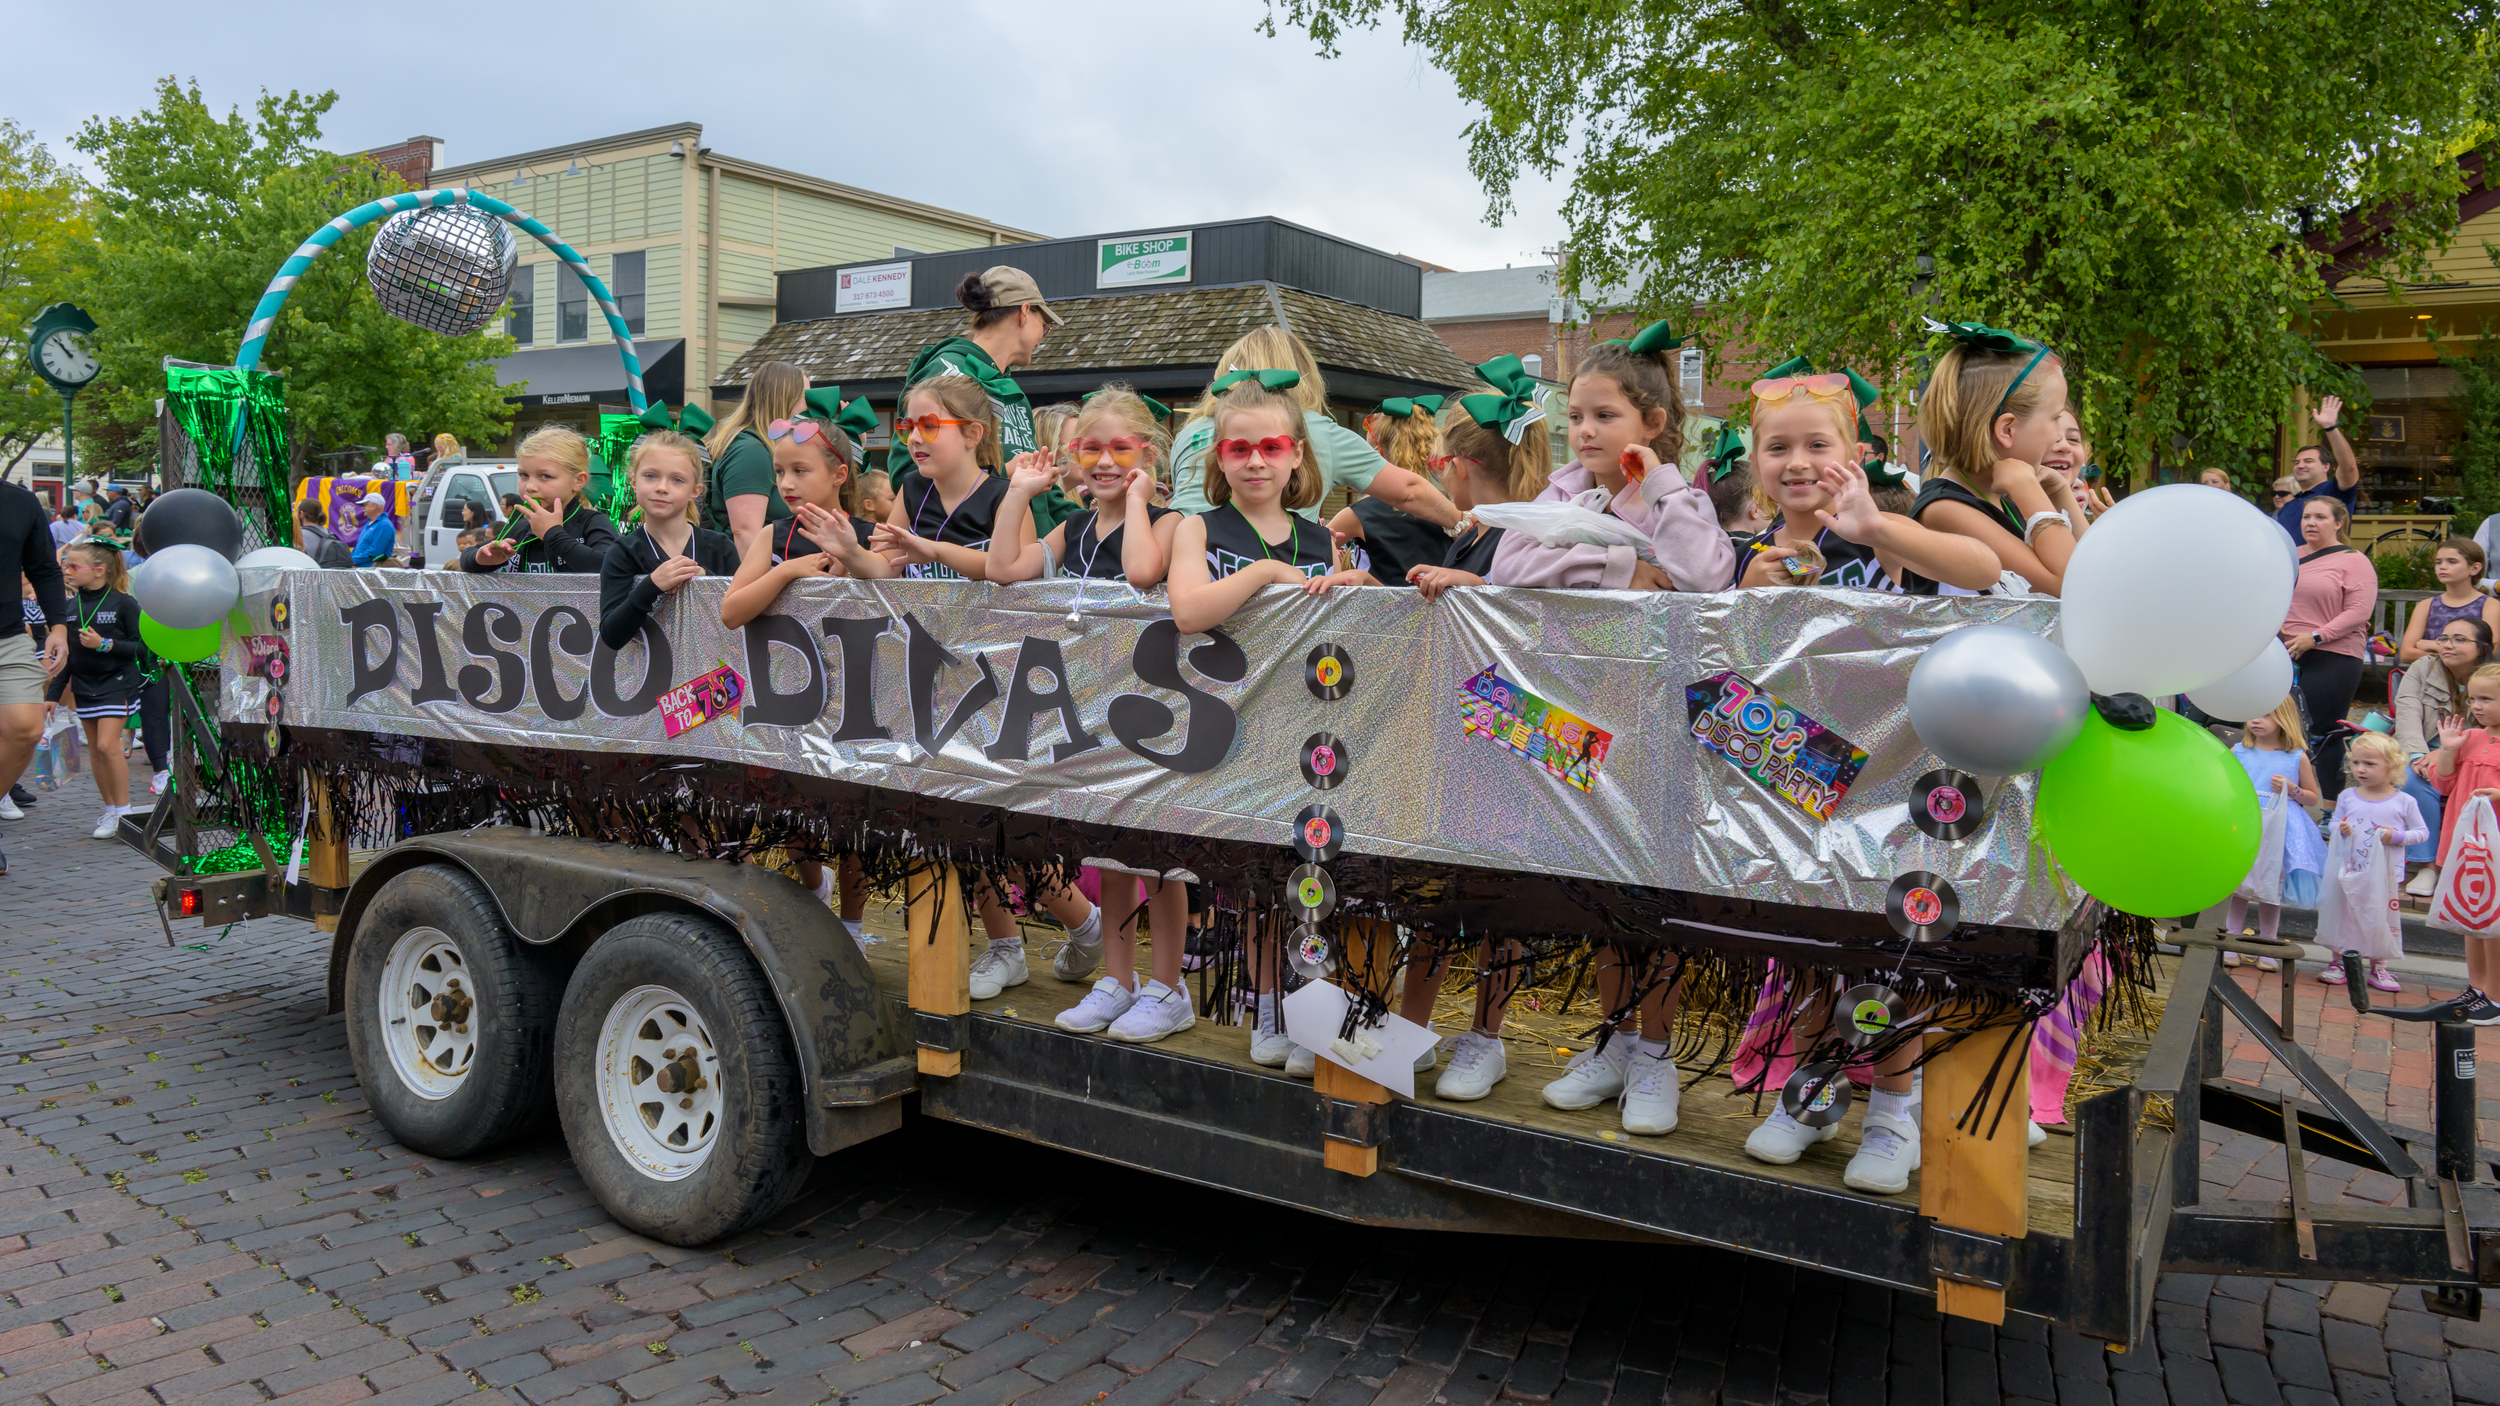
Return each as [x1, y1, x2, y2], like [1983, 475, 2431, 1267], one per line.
[891, 334, 1079, 533]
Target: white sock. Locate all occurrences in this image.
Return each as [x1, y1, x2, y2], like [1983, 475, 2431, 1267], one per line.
[990, 936, 1023, 953]
[1069, 905, 1102, 945]
[1257, 992, 1280, 1034]
[842, 918, 864, 942]
[1607, 1027, 1635, 1059]
[1636, 1037, 1669, 1061]
[1869, 1087, 1916, 1121]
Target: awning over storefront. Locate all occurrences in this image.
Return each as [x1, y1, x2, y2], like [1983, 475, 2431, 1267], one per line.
[492, 338, 685, 408]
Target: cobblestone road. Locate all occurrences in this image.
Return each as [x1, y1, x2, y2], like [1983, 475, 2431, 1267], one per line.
[0, 784, 2493, 1406]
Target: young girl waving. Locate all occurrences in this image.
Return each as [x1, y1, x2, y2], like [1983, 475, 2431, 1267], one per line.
[855, 377, 1012, 582]
[1907, 320, 2082, 595]
[1732, 366, 1999, 593]
[599, 431, 739, 651]
[1483, 330, 1731, 593]
[720, 392, 882, 631]
[2317, 732, 2419, 993]
[46, 540, 143, 839]
[1167, 371, 1370, 637]
[458, 427, 618, 575]
[986, 386, 1180, 590]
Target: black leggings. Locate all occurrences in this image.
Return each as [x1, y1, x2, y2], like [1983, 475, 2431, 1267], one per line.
[2295, 649, 2364, 796]
[138, 670, 169, 773]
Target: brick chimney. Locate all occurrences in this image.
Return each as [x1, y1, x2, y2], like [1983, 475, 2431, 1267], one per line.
[362, 136, 446, 191]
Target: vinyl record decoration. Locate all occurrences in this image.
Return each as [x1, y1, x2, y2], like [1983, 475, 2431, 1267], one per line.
[262, 722, 288, 762]
[1287, 863, 1337, 922]
[1911, 768, 1986, 841]
[1289, 924, 1335, 980]
[1306, 642, 1355, 701]
[264, 688, 285, 724]
[1293, 804, 1345, 864]
[269, 593, 291, 632]
[1885, 870, 1960, 943]
[1840, 983, 1909, 1048]
[1781, 1060, 1855, 1129]
[1300, 733, 1349, 790]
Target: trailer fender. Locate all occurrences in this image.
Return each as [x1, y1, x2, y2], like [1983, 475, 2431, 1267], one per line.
[328, 830, 904, 1157]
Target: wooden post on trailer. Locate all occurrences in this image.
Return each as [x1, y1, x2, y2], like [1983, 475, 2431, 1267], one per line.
[305, 773, 352, 889]
[1315, 916, 1400, 1177]
[905, 863, 972, 1078]
[1921, 1012, 2031, 1325]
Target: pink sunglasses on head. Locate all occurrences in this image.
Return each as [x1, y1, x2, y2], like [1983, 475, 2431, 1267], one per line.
[766, 419, 832, 446]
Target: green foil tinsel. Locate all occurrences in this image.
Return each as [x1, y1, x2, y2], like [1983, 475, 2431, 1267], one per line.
[164, 366, 291, 543]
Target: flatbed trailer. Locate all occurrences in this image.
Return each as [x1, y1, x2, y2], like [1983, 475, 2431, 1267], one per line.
[129, 569, 2500, 1347]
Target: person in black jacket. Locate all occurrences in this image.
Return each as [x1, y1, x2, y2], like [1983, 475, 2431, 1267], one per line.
[458, 426, 616, 575]
[599, 432, 739, 650]
[45, 540, 143, 840]
[295, 498, 352, 569]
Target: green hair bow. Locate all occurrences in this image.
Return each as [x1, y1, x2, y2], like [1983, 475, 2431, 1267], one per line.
[1863, 456, 1908, 488]
[1378, 395, 1446, 421]
[1920, 316, 2042, 355]
[1460, 356, 1548, 444]
[1209, 368, 1301, 395]
[1600, 319, 1687, 355]
[798, 386, 879, 463]
[1084, 387, 1172, 420]
[638, 401, 716, 438]
[1706, 426, 1747, 482]
[1760, 352, 1882, 443]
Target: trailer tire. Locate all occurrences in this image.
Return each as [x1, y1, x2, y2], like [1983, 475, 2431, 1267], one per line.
[553, 913, 811, 1245]
[346, 865, 558, 1158]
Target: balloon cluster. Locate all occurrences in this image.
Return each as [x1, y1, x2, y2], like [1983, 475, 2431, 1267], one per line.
[1906, 485, 2295, 917]
[128, 490, 315, 664]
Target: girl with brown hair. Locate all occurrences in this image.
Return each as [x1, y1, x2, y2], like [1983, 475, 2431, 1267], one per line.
[704, 360, 810, 555]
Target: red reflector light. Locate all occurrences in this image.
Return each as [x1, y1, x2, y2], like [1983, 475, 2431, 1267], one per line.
[177, 888, 202, 917]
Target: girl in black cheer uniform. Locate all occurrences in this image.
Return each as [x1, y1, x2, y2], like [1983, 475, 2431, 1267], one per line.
[457, 426, 616, 575]
[598, 431, 739, 650]
[46, 540, 143, 839]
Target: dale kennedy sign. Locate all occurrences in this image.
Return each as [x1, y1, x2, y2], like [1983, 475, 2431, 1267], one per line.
[1097, 232, 1192, 289]
[836, 261, 913, 313]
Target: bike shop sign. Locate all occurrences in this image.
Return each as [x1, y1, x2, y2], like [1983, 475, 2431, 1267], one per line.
[1097, 232, 1191, 289]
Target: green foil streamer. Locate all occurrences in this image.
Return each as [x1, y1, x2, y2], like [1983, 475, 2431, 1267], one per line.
[163, 366, 292, 542]
[597, 413, 642, 522]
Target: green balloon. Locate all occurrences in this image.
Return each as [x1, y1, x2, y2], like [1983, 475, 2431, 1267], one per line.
[2038, 708, 2261, 917]
[140, 613, 223, 664]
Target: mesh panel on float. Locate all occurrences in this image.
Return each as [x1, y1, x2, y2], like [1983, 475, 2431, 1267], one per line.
[365, 204, 517, 337]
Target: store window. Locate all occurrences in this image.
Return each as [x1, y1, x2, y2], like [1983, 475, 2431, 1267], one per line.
[558, 262, 589, 343]
[507, 265, 535, 345]
[2352, 365, 2461, 517]
[611, 251, 645, 336]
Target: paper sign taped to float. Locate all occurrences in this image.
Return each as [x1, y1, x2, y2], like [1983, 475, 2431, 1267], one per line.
[659, 664, 747, 739]
[1457, 666, 1612, 792]
[1281, 980, 1439, 1099]
[1685, 670, 1869, 823]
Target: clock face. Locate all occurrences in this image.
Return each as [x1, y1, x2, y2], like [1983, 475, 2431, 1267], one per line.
[38, 329, 97, 386]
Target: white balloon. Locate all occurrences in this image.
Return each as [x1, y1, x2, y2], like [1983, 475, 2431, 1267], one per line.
[2059, 484, 2294, 697]
[2185, 640, 2296, 723]
[234, 545, 321, 574]
[130, 544, 241, 631]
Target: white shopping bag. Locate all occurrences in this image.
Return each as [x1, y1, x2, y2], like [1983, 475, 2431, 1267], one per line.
[2234, 791, 2289, 906]
[2431, 795, 2500, 936]
[2318, 821, 2401, 960]
[1470, 490, 1666, 569]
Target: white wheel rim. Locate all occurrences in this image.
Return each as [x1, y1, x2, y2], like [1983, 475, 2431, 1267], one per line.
[379, 927, 478, 1100]
[593, 985, 723, 1181]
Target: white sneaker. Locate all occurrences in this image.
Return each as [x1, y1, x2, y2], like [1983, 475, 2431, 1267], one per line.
[1415, 1042, 1440, 1074]
[1744, 1106, 1840, 1165]
[1843, 1109, 1922, 1194]
[151, 770, 169, 796]
[1250, 1023, 1292, 1067]
[2408, 864, 2442, 898]
[1107, 980, 1194, 1043]
[811, 868, 836, 908]
[1434, 1032, 1507, 1101]
[1620, 1051, 1680, 1136]
[0, 795, 20, 821]
[89, 808, 122, 840]
[1050, 934, 1102, 981]
[1540, 1036, 1632, 1110]
[1285, 1044, 1316, 1079]
[2028, 1120, 2047, 1148]
[1056, 978, 1136, 1033]
[968, 943, 1028, 1000]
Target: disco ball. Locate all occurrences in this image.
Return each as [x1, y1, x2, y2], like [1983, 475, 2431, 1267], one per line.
[366, 204, 518, 337]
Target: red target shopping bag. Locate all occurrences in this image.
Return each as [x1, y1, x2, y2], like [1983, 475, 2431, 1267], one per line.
[2430, 795, 2500, 936]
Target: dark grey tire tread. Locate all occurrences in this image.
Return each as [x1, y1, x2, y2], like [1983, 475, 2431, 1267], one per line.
[552, 912, 811, 1246]
[346, 865, 559, 1158]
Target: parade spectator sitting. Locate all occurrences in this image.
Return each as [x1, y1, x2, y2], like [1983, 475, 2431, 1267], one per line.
[2272, 395, 2358, 540]
[2396, 615, 2493, 898]
[296, 498, 350, 568]
[349, 491, 396, 567]
[380, 433, 417, 482]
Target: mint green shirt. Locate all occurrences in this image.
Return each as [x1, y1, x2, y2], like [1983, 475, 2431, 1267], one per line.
[1168, 411, 1388, 519]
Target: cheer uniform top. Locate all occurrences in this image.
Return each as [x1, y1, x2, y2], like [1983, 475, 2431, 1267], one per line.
[893, 469, 1010, 581]
[1442, 524, 1505, 577]
[1731, 517, 1924, 595]
[1347, 497, 1446, 587]
[1056, 505, 1177, 581]
[458, 502, 619, 575]
[598, 524, 741, 651]
[1900, 478, 2019, 596]
[1202, 504, 1333, 581]
[46, 587, 144, 718]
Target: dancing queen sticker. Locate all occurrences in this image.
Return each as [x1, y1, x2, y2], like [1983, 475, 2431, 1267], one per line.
[1456, 666, 1612, 792]
[1684, 670, 1870, 823]
[659, 663, 747, 739]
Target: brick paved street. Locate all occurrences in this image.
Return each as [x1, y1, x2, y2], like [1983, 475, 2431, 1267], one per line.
[0, 782, 2497, 1406]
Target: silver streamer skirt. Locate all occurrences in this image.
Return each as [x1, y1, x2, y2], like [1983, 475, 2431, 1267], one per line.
[228, 571, 2074, 932]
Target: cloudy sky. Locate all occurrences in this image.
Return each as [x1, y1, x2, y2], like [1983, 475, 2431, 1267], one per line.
[12, 0, 1570, 274]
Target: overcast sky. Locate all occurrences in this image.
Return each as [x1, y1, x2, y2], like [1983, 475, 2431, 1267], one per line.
[12, 0, 1569, 274]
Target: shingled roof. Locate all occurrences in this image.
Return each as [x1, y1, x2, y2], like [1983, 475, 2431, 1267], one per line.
[715, 284, 1481, 400]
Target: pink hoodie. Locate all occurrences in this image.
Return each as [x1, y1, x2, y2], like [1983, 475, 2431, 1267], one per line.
[1486, 460, 1736, 591]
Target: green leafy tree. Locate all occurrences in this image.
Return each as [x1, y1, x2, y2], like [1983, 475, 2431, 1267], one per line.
[1270, 0, 2498, 479]
[0, 122, 94, 480]
[71, 78, 513, 482]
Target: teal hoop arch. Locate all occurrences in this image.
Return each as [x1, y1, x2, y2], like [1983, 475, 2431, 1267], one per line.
[235, 187, 646, 415]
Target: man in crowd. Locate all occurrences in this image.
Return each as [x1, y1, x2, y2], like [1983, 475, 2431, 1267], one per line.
[0, 480, 68, 869]
[349, 491, 396, 567]
[2272, 395, 2358, 539]
[103, 485, 134, 535]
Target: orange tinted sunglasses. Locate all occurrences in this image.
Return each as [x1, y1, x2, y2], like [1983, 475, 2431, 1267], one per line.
[1070, 437, 1147, 468]
[1749, 372, 1855, 404]
[896, 413, 975, 439]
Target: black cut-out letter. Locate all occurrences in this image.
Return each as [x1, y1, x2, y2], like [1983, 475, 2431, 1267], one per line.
[823, 615, 892, 742]
[1109, 620, 1243, 774]
[528, 606, 594, 722]
[457, 602, 527, 713]
[340, 598, 401, 708]
[904, 612, 1000, 755]
[985, 635, 1101, 764]
[592, 615, 673, 718]
[402, 602, 460, 705]
[741, 614, 826, 727]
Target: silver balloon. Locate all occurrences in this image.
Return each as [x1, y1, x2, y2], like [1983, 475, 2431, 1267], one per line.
[1906, 623, 2091, 775]
[132, 543, 242, 632]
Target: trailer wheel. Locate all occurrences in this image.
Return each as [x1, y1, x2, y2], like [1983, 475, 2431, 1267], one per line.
[553, 913, 811, 1245]
[346, 865, 558, 1157]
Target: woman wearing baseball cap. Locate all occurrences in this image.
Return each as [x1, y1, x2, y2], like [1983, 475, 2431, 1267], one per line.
[889, 267, 1082, 534]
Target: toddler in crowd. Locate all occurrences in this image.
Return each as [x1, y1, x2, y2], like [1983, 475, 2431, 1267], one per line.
[2317, 731, 2419, 993]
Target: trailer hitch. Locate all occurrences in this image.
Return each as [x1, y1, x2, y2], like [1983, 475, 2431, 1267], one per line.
[2338, 953, 2481, 1316]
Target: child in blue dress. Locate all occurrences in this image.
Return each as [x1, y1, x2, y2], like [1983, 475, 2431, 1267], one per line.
[2227, 695, 2325, 960]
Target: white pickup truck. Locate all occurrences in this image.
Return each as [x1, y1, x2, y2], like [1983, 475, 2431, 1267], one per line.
[407, 459, 519, 569]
